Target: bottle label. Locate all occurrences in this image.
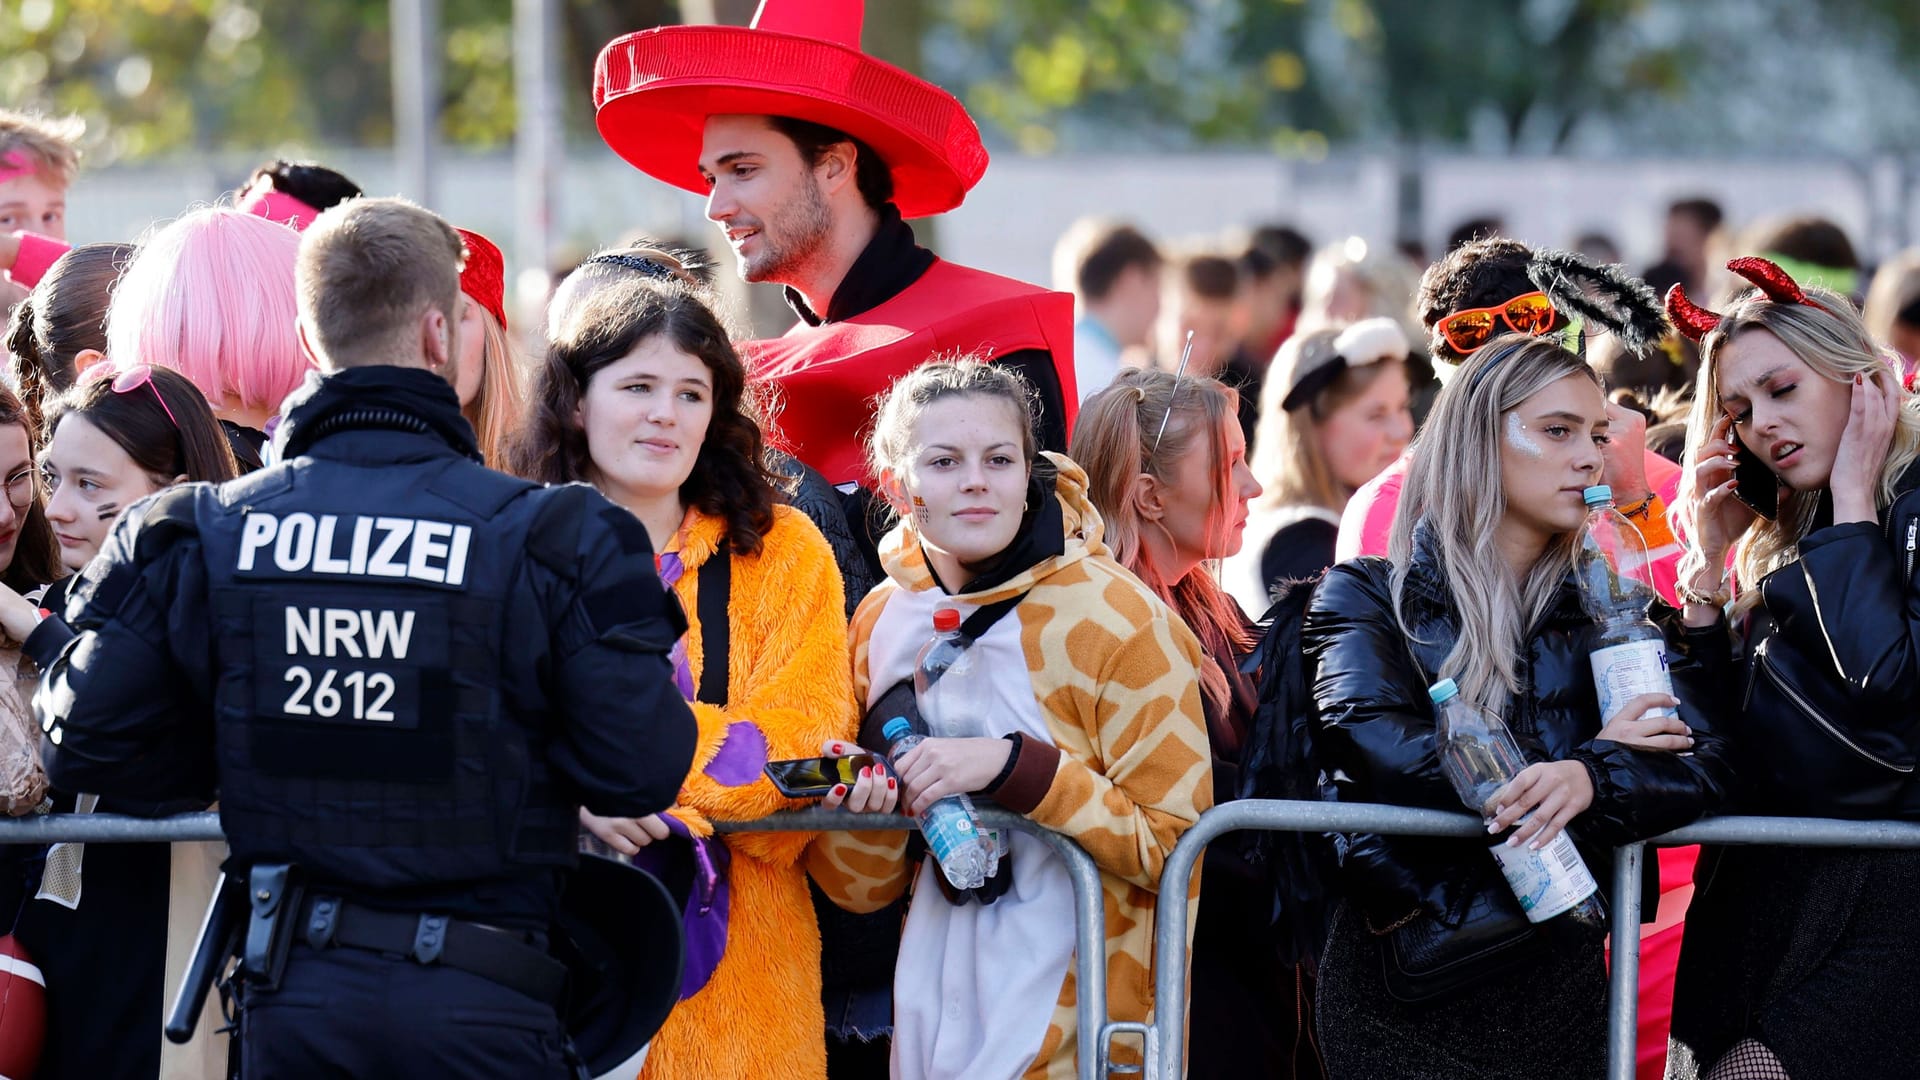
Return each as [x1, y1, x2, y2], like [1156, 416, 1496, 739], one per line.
[921, 807, 978, 862]
[1490, 832, 1599, 923]
[1590, 638, 1675, 721]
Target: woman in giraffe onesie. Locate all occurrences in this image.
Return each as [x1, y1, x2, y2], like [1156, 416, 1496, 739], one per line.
[807, 356, 1214, 1080]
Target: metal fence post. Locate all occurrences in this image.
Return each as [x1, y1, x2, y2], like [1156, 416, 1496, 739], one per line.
[1606, 842, 1644, 1080]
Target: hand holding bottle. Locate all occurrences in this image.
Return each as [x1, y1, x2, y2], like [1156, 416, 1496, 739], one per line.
[1486, 761, 1595, 851]
[1596, 692, 1691, 751]
[890, 736, 1013, 816]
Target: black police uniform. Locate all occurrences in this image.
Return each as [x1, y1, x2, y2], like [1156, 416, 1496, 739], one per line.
[37, 366, 698, 1078]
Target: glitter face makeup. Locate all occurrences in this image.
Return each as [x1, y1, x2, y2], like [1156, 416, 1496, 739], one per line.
[1505, 411, 1545, 460]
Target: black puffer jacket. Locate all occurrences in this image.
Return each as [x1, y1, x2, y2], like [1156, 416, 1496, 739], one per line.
[1302, 524, 1734, 931]
[1736, 463, 1920, 818]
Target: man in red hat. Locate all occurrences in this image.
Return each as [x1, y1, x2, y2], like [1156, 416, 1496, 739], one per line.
[592, 0, 1076, 493]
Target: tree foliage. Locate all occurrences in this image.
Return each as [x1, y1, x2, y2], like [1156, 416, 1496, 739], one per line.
[5, 0, 1919, 162]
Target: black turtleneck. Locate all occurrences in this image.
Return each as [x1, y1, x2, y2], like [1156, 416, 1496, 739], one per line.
[782, 203, 1068, 455]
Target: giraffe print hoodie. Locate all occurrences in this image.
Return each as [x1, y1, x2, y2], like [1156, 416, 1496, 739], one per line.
[808, 453, 1213, 1079]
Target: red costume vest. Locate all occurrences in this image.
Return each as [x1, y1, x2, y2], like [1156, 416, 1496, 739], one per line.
[744, 258, 1076, 487]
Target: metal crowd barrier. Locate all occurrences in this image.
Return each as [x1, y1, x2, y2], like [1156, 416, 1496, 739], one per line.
[1149, 799, 1920, 1080]
[0, 806, 1117, 1080]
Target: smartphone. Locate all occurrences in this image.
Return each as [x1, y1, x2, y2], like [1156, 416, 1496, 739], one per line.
[764, 754, 880, 799]
[1729, 429, 1780, 520]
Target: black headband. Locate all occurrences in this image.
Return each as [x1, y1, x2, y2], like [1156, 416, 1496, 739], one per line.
[1280, 357, 1348, 412]
[583, 252, 675, 280]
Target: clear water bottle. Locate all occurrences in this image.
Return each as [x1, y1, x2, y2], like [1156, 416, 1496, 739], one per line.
[915, 608, 977, 739]
[881, 716, 991, 890]
[1575, 485, 1677, 723]
[914, 609, 1003, 875]
[1429, 679, 1607, 929]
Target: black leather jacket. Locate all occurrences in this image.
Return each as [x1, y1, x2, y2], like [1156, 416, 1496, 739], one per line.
[1302, 525, 1734, 931]
[1735, 465, 1920, 818]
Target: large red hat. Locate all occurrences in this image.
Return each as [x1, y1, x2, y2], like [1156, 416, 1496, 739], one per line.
[593, 0, 989, 220]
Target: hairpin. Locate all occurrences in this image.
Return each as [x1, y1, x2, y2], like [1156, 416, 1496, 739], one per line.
[1150, 330, 1195, 455]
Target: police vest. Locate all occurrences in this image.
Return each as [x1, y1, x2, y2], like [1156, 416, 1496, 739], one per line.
[176, 456, 583, 892]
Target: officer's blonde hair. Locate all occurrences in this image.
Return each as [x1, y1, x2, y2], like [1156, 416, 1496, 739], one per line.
[296, 198, 464, 370]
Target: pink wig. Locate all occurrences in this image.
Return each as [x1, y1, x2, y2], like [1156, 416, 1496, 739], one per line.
[104, 207, 311, 417]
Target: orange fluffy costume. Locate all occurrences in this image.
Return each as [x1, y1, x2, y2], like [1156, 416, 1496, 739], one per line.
[633, 505, 855, 1080]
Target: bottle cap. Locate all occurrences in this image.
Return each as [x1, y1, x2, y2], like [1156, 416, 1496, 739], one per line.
[1428, 678, 1459, 704]
[933, 608, 962, 633]
[1582, 484, 1613, 508]
[882, 717, 912, 742]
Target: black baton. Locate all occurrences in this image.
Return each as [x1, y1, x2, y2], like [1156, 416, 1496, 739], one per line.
[166, 872, 244, 1044]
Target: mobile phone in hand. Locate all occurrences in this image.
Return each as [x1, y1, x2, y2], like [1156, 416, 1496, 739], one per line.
[764, 754, 880, 799]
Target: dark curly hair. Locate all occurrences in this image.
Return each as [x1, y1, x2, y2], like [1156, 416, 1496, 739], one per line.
[1416, 237, 1567, 363]
[505, 274, 779, 555]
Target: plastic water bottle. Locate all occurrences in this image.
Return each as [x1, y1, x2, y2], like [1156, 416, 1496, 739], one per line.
[881, 716, 991, 890]
[914, 609, 1004, 875]
[1575, 485, 1677, 723]
[914, 608, 977, 739]
[1429, 679, 1606, 928]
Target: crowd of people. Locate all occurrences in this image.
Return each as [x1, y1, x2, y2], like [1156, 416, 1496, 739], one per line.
[2, 2, 1919, 1080]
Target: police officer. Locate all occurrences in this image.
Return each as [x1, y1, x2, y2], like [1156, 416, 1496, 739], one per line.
[36, 197, 698, 1078]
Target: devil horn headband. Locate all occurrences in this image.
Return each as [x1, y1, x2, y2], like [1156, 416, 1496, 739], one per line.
[1664, 283, 1722, 341]
[1665, 256, 1837, 342]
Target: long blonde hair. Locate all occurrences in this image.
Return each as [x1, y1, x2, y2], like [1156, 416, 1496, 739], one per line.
[1391, 335, 1600, 712]
[1676, 285, 1920, 615]
[464, 306, 530, 466]
[1073, 367, 1252, 720]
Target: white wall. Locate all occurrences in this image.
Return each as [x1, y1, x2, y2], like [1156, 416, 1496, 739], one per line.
[62, 148, 1910, 322]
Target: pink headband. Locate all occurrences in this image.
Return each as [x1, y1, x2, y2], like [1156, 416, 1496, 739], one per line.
[237, 187, 322, 232]
[0, 151, 38, 185]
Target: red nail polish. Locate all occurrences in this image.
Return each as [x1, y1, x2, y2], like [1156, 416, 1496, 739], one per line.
[831, 743, 845, 754]
[859, 766, 871, 778]
[887, 777, 897, 790]
[832, 784, 847, 797]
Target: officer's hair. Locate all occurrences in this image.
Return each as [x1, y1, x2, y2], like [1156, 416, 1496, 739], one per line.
[44, 364, 238, 490]
[106, 208, 308, 415]
[295, 198, 464, 370]
[507, 271, 780, 557]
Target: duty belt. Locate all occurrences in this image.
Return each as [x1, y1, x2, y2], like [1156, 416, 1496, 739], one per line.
[297, 894, 568, 1006]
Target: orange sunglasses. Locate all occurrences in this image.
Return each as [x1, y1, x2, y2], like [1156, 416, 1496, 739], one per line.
[1435, 290, 1556, 354]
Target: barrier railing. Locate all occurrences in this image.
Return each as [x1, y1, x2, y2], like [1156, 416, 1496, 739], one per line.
[1148, 799, 1920, 1080]
[0, 807, 1117, 1080]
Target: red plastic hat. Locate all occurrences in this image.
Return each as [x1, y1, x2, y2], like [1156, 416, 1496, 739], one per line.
[593, 0, 989, 220]
[456, 228, 508, 330]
